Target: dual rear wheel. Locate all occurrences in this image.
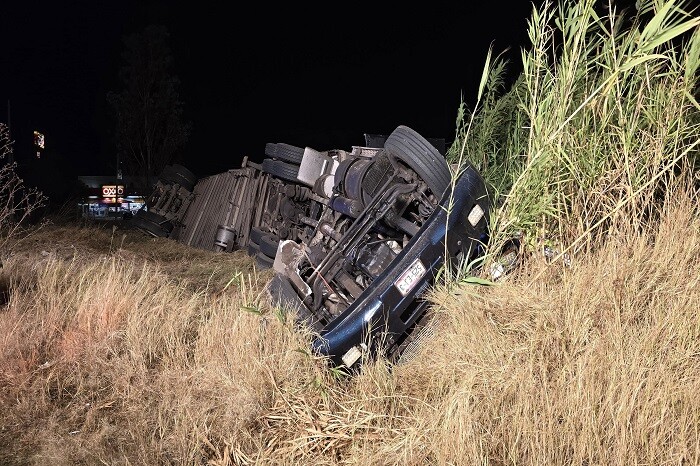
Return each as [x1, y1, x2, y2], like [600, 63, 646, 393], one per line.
[247, 227, 280, 269]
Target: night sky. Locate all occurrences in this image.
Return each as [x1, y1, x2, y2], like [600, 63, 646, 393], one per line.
[1, 1, 541, 201]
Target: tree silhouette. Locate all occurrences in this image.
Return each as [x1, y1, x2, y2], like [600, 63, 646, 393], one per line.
[107, 24, 191, 190]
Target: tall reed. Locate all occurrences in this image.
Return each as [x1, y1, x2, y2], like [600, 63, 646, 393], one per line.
[449, 0, 700, 264]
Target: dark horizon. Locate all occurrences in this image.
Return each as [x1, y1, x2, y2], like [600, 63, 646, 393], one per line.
[1, 2, 541, 202]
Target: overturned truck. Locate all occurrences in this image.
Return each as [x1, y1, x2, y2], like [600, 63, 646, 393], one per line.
[133, 125, 490, 369]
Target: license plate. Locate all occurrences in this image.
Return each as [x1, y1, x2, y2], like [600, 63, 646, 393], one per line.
[395, 258, 427, 296]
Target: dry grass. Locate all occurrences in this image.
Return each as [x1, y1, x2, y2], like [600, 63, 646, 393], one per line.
[1, 187, 698, 465]
[410, 187, 700, 465]
[4, 221, 264, 295]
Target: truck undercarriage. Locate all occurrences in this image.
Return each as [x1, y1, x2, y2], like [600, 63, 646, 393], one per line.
[132, 125, 490, 369]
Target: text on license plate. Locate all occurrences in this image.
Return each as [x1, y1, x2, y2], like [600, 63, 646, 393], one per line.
[395, 259, 427, 296]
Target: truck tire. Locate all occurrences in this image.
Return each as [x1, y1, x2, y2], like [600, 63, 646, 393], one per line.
[249, 227, 268, 245]
[259, 234, 280, 258]
[265, 142, 304, 164]
[131, 215, 169, 238]
[262, 159, 300, 183]
[170, 164, 197, 192]
[159, 164, 196, 192]
[158, 165, 177, 185]
[247, 240, 260, 257]
[135, 210, 173, 234]
[255, 251, 274, 269]
[384, 125, 451, 199]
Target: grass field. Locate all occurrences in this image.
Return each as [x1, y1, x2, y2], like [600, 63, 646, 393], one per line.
[1, 1, 699, 464]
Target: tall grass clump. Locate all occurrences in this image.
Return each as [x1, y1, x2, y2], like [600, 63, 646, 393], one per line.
[0, 250, 330, 464]
[448, 0, 700, 262]
[405, 186, 700, 465]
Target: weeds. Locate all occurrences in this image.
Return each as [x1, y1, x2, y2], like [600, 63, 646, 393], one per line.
[0, 123, 46, 254]
[449, 0, 700, 266]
